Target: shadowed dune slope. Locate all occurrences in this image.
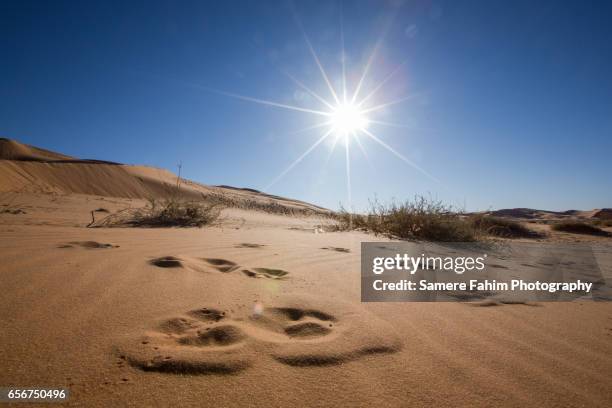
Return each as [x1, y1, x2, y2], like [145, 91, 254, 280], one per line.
[0, 159, 186, 198]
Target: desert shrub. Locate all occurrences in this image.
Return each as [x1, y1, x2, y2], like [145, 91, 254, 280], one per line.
[332, 198, 552, 241]
[331, 206, 370, 231]
[90, 198, 219, 228]
[469, 215, 544, 238]
[551, 221, 610, 236]
[333, 196, 478, 242]
[375, 198, 477, 241]
[127, 198, 220, 227]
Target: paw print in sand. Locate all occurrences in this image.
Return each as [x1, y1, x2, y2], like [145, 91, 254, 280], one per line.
[117, 298, 402, 375]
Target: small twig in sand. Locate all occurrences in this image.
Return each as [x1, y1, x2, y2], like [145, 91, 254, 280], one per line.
[87, 210, 95, 227]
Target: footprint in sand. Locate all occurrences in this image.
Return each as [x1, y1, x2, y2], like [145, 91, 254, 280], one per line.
[266, 307, 336, 339]
[202, 258, 240, 273]
[119, 308, 249, 375]
[149, 256, 183, 268]
[117, 300, 401, 375]
[148, 256, 289, 280]
[321, 247, 350, 253]
[149, 257, 240, 272]
[59, 241, 118, 249]
[241, 268, 289, 280]
[235, 243, 265, 249]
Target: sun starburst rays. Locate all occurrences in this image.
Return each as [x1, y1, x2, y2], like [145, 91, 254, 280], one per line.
[264, 128, 334, 191]
[213, 14, 437, 208]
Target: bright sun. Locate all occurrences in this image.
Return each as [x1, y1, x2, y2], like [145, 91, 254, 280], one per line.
[213, 13, 439, 203]
[330, 103, 369, 134]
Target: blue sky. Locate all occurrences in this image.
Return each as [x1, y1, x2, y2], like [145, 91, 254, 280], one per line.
[1, 0, 611, 211]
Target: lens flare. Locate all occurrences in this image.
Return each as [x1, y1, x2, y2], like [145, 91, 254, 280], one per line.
[210, 10, 440, 209]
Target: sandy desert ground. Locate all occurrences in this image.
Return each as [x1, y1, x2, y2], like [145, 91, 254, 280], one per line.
[1, 139, 612, 407]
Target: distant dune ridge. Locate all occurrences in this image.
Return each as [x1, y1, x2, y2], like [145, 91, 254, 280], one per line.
[592, 209, 612, 220]
[485, 207, 612, 221]
[1, 138, 609, 219]
[0, 137, 118, 164]
[0, 137, 75, 161]
[0, 138, 327, 214]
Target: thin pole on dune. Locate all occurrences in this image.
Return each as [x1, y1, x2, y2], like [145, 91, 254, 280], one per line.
[176, 162, 182, 192]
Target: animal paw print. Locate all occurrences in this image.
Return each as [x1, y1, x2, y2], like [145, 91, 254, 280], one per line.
[117, 300, 401, 375]
[118, 308, 250, 375]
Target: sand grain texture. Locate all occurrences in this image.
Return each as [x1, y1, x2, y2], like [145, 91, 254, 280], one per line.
[2, 208, 612, 407]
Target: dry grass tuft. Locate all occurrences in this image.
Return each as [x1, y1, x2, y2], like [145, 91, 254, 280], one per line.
[90, 198, 219, 228]
[127, 198, 220, 227]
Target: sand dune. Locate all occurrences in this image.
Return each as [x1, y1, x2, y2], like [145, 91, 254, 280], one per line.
[1, 140, 611, 407]
[592, 209, 612, 220]
[0, 138, 327, 215]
